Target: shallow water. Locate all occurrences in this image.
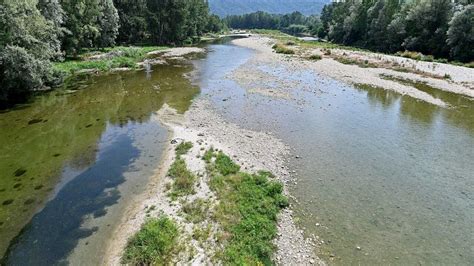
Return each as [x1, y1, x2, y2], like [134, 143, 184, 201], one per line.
[0, 63, 199, 263]
[195, 42, 474, 264]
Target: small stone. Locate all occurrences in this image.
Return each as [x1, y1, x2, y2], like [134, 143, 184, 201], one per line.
[356, 246, 361, 251]
[197, 133, 204, 137]
[310, 259, 315, 264]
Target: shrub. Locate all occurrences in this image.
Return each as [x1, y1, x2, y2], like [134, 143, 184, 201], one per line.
[396, 50, 423, 60]
[0, 45, 51, 104]
[122, 216, 179, 265]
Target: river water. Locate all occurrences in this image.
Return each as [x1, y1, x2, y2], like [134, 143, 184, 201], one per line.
[0, 63, 199, 264]
[194, 42, 474, 265]
[0, 40, 473, 265]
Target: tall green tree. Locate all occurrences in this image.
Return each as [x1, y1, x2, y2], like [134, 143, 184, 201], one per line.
[447, 4, 474, 62]
[97, 0, 119, 47]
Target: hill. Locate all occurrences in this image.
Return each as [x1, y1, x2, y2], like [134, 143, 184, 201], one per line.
[209, 0, 331, 17]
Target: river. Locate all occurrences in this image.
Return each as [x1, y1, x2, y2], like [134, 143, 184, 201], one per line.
[0, 39, 473, 265]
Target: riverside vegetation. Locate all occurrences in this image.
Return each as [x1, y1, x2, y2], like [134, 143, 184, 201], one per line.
[122, 145, 289, 264]
[0, 0, 225, 108]
[223, 1, 473, 65]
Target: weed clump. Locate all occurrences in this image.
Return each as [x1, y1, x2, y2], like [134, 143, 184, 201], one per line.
[272, 43, 295, 55]
[182, 199, 209, 223]
[175, 141, 193, 157]
[122, 216, 179, 265]
[168, 159, 195, 198]
[308, 54, 322, 60]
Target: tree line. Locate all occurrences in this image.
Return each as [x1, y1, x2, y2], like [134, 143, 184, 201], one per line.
[224, 11, 323, 36]
[318, 0, 473, 62]
[0, 0, 224, 107]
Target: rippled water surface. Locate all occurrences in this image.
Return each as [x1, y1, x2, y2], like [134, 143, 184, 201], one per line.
[195, 42, 474, 265]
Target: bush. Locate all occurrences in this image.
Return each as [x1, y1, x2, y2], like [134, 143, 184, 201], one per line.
[396, 50, 423, 60]
[0, 45, 51, 104]
[122, 216, 179, 265]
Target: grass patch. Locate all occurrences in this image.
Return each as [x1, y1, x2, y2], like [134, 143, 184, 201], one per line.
[272, 43, 295, 55]
[203, 149, 288, 264]
[54, 46, 167, 74]
[122, 216, 179, 265]
[168, 159, 195, 199]
[334, 56, 378, 68]
[193, 224, 212, 243]
[175, 141, 193, 157]
[308, 54, 322, 60]
[182, 198, 209, 223]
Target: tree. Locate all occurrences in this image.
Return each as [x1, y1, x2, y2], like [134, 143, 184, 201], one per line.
[403, 0, 453, 58]
[97, 0, 119, 47]
[61, 0, 101, 56]
[447, 4, 474, 62]
[0, 1, 60, 105]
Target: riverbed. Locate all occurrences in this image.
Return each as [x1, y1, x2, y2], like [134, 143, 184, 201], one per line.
[193, 38, 473, 264]
[0, 37, 473, 265]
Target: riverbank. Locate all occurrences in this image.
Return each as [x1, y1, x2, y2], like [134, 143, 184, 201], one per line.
[54, 46, 206, 75]
[232, 35, 474, 108]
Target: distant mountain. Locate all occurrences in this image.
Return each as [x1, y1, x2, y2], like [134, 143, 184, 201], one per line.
[209, 0, 331, 17]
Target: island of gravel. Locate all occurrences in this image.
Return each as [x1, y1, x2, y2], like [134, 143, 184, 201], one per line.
[103, 98, 325, 265]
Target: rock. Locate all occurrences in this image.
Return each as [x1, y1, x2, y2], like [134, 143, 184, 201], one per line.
[197, 133, 205, 137]
[356, 246, 361, 251]
[310, 259, 315, 264]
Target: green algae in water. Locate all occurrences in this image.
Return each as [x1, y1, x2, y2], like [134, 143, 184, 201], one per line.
[0, 63, 199, 257]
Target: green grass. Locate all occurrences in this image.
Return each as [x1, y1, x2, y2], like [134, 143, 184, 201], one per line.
[54, 46, 167, 74]
[175, 141, 193, 157]
[334, 56, 378, 68]
[272, 43, 295, 55]
[122, 216, 179, 265]
[168, 158, 196, 199]
[203, 149, 288, 264]
[182, 198, 209, 223]
[308, 54, 322, 60]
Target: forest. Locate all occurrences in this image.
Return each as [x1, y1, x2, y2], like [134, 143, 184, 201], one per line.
[224, 11, 322, 36]
[0, 0, 224, 107]
[225, 0, 473, 63]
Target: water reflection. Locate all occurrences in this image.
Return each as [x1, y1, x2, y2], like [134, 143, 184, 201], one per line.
[0, 63, 199, 258]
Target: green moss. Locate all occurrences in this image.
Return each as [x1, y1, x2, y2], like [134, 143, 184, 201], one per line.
[122, 216, 179, 265]
[175, 141, 193, 157]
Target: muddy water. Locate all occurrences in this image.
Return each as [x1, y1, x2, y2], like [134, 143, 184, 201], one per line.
[0, 63, 199, 264]
[195, 42, 474, 264]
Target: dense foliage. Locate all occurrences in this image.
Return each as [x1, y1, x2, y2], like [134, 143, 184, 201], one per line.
[318, 0, 473, 62]
[209, 0, 330, 17]
[225, 11, 323, 36]
[0, 0, 224, 107]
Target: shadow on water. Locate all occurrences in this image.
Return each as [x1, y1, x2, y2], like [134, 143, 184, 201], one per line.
[3, 134, 138, 265]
